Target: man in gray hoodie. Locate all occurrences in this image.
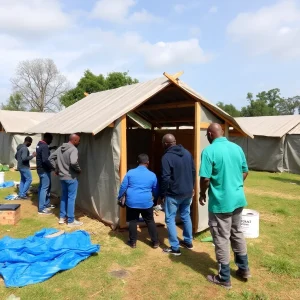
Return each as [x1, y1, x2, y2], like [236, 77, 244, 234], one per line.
[15, 136, 36, 199]
[49, 133, 82, 227]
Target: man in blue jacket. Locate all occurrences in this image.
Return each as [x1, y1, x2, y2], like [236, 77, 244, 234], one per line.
[161, 134, 196, 256]
[15, 136, 36, 199]
[36, 133, 54, 215]
[118, 153, 159, 249]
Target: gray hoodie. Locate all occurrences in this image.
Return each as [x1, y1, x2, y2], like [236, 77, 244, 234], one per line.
[15, 144, 34, 170]
[49, 143, 81, 180]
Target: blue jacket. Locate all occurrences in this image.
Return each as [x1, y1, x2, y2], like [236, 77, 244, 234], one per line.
[161, 144, 196, 199]
[36, 141, 53, 174]
[118, 166, 158, 209]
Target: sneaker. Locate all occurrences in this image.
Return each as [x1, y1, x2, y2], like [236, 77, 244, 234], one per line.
[152, 241, 160, 249]
[58, 217, 66, 224]
[236, 268, 252, 279]
[38, 209, 53, 215]
[67, 220, 83, 227]
[127, 241, 137, 248]
[207, 275, 232, 289]
[163, 247, 181, 256]
[20, 196, 28, 200]
[47, 204, 56, 209]
[180, 240, 194, 250]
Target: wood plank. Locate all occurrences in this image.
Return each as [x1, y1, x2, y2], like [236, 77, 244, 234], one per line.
[224, 122, 229, 137]
[229, 132, 244, 137]
[193, 102, 201, 233]
[200, 122, 225, 130]
[136, 102, 194, 111]
[156, 118, 194, 123]
[119, 115, 127, 228]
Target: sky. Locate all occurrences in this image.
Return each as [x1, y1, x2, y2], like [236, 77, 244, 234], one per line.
[0, 0, 299, 109]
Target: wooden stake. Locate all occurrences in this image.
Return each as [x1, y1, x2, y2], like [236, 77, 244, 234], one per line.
[119, 115, 127, 228]
[224, 122, 229, 137]
[193, 102, 201, 233]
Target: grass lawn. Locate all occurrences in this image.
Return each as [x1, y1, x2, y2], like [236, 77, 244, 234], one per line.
[0, 170, 300, 300]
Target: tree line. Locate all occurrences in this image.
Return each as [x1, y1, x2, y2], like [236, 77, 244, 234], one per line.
[1, 58, 299, 117]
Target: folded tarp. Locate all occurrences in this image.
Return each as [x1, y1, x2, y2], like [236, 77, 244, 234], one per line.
[0, 228, 100, 287]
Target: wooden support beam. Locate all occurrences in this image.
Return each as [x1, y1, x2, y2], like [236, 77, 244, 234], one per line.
[156, 118, 194, 123]
[228, 132, 244, 137]
[136, 102, 194, 111]
[119, 115, 127, 229]
[193, 102, 201, 233]
[108, 122, 115, 128]
[163, 71, 184, 84]
[84, 92, 89, 97]
[224, 122, 229, 137]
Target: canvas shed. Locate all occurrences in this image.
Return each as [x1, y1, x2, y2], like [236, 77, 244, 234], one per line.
[0, 110, 54, 168]
[229, 115, 300, 174]
[27, 72, 252, 232]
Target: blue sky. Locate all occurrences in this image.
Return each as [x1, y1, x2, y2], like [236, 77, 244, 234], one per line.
[0, 0, 299, 109]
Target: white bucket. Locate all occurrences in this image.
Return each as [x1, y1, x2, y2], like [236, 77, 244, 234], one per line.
[241, 209, 259, 238]
[0, 172, 4, 184]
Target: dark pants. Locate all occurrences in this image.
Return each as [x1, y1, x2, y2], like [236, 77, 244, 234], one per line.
[126, 206, 158, 244]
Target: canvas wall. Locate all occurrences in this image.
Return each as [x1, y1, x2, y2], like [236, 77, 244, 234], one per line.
[0, 132, 42, 168]
[284, 134, 300, 175]
[50, 122, 121, 227]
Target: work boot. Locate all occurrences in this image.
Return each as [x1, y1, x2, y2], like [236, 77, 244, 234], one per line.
[236, 268, 252, 279]
[207, 275, 232, 289]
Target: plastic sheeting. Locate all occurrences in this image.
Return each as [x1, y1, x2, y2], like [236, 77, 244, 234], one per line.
[0, 228, 100, 287]
[0, 132, 42, 168]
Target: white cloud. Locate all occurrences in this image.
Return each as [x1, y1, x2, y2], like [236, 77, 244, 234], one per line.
[227, 0, 300, 59]
[91, 0, 158, 23]
[0, 0, 71, 36]
[209, 6, 218, 13]
[140, 39, 212, 69]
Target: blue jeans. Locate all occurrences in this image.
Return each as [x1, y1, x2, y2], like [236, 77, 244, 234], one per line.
[18, 169, 32, 197]
[165, 196, 193, 250]
[60, 179, 78, 223]
[38, 172, 51, 212]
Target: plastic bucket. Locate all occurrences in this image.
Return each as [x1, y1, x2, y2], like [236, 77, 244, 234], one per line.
[0, 172, 4, 184]
[241, 209, 259, 238]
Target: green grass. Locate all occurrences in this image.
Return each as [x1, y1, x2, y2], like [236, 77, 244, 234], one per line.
[0, 170, 300, 299]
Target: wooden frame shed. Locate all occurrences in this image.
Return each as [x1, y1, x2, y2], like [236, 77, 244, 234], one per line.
[27, 72, 252, 233]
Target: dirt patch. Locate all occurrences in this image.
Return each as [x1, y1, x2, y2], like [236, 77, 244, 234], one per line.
[245, 187, 299, 201]
[260, 212, 284, 224]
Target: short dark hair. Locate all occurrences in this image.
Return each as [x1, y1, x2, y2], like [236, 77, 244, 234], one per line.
[44, 132, 53, 140]
[24, 136, 33, 143]
[138, 153, 149, 164]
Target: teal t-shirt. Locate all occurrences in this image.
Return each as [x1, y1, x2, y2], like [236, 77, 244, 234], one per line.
[199, 137, 248, 213]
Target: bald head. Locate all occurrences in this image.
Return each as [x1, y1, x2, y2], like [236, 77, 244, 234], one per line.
[162, 133, 176, 150]
[69, 133, 80, 147]
[206, 123, 224, 144]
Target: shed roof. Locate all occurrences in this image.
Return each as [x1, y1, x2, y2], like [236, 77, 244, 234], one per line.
[0, 110, 55, 133]
[234, 115, 300, 138]
[27, 74, 253, 137]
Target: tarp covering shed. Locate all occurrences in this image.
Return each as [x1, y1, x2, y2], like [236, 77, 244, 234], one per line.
[0, 110, 54, 168]
[27, 72, 252, 232]
[230, 116, 300, 174]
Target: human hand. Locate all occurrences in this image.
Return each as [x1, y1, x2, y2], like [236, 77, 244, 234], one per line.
[199, 194, 206, 206]
[32, 152, 37, 157]
[158, 197, 165, 205]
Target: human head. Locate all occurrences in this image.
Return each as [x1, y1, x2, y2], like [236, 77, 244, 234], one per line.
[24, 136, 33, 147]
[137, 153, 149, 167]
[162, 134, 176, 150]
[69, 133, 80, 147]
[43, 132, 53, 145]
[206, 123, 224, 144]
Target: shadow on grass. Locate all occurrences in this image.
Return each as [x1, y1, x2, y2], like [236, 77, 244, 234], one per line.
[269, 176, 300, 185]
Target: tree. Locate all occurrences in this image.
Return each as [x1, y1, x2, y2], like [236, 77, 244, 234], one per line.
[240, 89, 282, 117]
[11, 58, 69, 112]
[277, 96, 300, 115]
[1, 93, 26, 111]
[216, 102, 241, 117]
[60, 70, 139, 107]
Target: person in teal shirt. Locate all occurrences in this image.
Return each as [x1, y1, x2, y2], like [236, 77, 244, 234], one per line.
[199, 123, 251, 289]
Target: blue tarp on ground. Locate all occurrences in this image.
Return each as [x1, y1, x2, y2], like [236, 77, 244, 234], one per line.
[0, 228, 100, 287]
[0, 181, 14, 189]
